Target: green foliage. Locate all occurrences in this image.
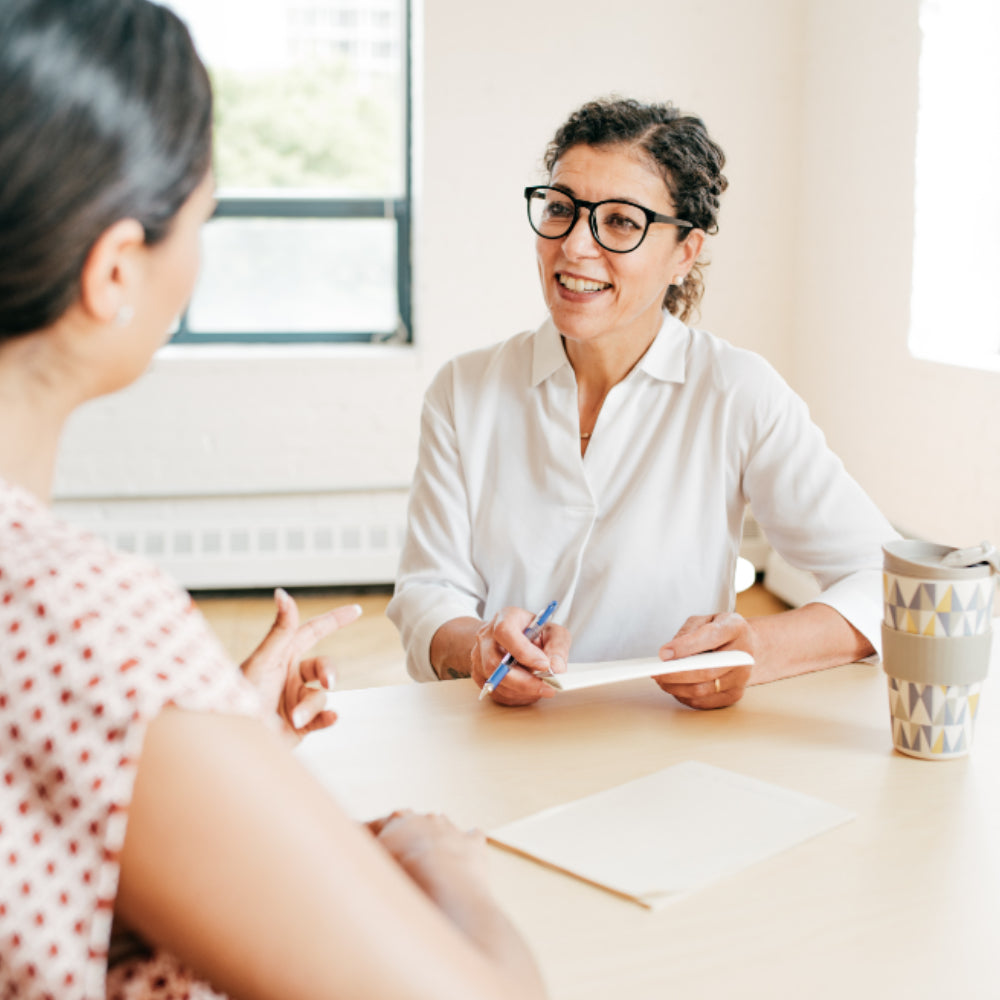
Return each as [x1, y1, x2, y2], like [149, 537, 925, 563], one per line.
[210, 62, 401, 193]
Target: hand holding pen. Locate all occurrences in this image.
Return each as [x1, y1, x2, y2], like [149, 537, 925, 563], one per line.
[479, 601, 569, 704]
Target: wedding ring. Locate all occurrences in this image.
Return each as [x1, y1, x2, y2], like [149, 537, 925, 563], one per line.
[714, 677, 721, 694]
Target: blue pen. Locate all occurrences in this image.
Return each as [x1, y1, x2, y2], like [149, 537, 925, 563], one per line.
[479, 600, 559, 701]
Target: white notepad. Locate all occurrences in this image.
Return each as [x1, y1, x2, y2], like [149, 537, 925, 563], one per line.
[487, 762, 854, 909]
[542, 650, 754, 691]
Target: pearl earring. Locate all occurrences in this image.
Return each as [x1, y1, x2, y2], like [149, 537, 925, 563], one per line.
[673, 274, 685, 286]
[115, 304, 135, 326]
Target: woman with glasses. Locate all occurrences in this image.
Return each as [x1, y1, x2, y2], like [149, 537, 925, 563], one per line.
[0, 2, 547, 997]
[389, 96, 896, 707]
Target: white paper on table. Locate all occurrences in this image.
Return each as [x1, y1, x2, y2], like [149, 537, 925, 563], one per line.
[487, 761, 854, 909]
[542, 650, 754, 691]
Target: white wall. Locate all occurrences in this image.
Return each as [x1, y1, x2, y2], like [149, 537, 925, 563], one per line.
[55, 0, 802, 504]
[794, 0, 1000, 546]
[54, 0, 1000, 569]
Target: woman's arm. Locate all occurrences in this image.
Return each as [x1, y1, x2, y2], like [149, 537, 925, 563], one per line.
[429, 616, 482, 679]
[648, 353, 892, 710]
[653, 603, 873, 709]
[116, 708, 547, 1000]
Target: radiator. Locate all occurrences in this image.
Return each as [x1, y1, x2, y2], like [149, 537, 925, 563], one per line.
[53, 490, 410, 590]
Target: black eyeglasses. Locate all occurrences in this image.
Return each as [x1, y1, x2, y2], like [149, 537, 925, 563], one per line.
[524, 185, 693, 253]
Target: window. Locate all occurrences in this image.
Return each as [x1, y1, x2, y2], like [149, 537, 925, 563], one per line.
[165, 0, 411, 343]
[910, 0, 1000, 371]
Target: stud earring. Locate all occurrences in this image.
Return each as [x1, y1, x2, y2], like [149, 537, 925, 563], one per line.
[115, 304, 135, 326]
[673, 274, 685, 286]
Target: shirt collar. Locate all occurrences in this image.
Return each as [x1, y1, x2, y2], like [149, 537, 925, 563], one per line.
[530, 311, 689, 387]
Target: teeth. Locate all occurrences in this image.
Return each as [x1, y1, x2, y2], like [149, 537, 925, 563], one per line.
[558, 274, 610, 293]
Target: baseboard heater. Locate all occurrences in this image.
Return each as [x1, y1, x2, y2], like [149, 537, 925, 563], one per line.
[53, 490, 410, 590]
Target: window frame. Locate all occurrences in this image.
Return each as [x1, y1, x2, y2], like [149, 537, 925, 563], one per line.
[172, 0, 412, 346]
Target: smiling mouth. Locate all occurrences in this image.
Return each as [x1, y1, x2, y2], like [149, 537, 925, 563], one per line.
[557, 273, 611, 293]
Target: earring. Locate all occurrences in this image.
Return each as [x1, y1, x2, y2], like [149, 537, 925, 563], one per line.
[115, 304, 135, 326]
[673, 274, 685, 286]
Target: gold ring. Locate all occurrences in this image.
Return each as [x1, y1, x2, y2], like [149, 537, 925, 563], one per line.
[714, 677, 721, 694]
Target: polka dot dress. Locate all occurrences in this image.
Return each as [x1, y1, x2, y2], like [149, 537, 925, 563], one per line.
[1, 479, 264, 999]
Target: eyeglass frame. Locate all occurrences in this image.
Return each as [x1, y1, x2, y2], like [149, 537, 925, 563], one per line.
[524, 185, 694, 254]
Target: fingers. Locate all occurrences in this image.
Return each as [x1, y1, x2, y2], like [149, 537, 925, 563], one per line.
[298, 654, 336, 691]
[471, 610, 572, 706]
[367, 808, 413, 836]
[488, 665, 556, 706]
[290, 686, 333, 730]
[671, 614, 715, 639]
[290, 602, 363, 661]
[294, 708, 339, 734]
[489, 608, 554, 674]
[539, 624, 571, 674]
[659, 611, 746, 662]
[654, 671, 726, 700]
[652, 611, 756, 711]
[654, 665, 752, 710]
[251, 587, 301, 661]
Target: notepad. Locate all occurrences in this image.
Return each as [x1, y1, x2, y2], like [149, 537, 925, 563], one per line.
[542, 650, 754, 691]
[487, 762, 854, 909]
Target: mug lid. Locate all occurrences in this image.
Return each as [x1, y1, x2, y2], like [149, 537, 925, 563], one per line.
[883, 539, 998, 579]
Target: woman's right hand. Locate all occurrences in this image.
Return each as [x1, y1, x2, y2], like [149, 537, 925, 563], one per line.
[368, 810, 486, 897]
[472, 607, 571, 706]
[368, 809, 547, 995]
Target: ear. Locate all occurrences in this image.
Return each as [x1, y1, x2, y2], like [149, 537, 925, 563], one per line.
[677, 228, 705, 276]
[78, 218, 146, 324]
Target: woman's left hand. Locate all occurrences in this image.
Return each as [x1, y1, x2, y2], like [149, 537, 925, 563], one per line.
[652, 612, 757, 709]
[241, 588, 362, 738]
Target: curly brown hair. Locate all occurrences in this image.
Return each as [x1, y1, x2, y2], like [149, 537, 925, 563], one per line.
[544, 97, 728, 323]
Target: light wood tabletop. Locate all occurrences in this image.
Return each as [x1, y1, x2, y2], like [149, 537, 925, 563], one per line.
[296, 653, 1000, 1000]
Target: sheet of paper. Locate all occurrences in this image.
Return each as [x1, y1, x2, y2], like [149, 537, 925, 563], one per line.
[487, 761, 854, 909]
[542, 650, 754, 691]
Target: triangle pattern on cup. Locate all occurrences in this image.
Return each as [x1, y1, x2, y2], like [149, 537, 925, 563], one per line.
[944, 697, 967, 726]
[910, 584, 936, 611]
[943, 727, 968, 754]
[895, 576, 920, 608]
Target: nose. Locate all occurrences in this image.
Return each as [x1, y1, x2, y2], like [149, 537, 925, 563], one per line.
[560, 207, 602, 258]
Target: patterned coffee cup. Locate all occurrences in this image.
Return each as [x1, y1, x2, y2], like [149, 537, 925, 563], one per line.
[881, 540, 995, 760]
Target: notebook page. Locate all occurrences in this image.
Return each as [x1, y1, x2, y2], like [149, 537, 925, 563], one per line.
[487, 762, 854, 909]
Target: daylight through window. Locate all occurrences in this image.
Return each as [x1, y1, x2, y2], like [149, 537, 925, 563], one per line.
[910, 0, 1000, 370]
[165, 0, 411, 343]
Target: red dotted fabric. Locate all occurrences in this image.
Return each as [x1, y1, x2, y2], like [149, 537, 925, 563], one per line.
[1, 479, 264, 999]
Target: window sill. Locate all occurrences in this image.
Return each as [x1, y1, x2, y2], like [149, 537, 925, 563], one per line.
[908, 346, 1000, 376]
[156, 341, 416, 365]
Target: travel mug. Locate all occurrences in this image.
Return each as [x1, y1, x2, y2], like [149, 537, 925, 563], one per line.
[882, 540, 997, 759]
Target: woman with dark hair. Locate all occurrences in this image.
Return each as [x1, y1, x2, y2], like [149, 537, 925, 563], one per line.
[0, 2, 546, 997]
[389, 97, 897, 707]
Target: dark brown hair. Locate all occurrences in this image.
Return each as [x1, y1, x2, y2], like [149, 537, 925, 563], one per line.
[544, 97, 728, 323]
[0, 0, 213, 340]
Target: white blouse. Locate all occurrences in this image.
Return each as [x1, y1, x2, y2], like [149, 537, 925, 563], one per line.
[388, 312, 897, 682]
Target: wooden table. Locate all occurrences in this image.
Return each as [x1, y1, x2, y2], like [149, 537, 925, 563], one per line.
[296, 653, 1000, 1000]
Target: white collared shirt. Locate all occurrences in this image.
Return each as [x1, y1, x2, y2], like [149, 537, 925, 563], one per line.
[388, 313, 897, 682]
